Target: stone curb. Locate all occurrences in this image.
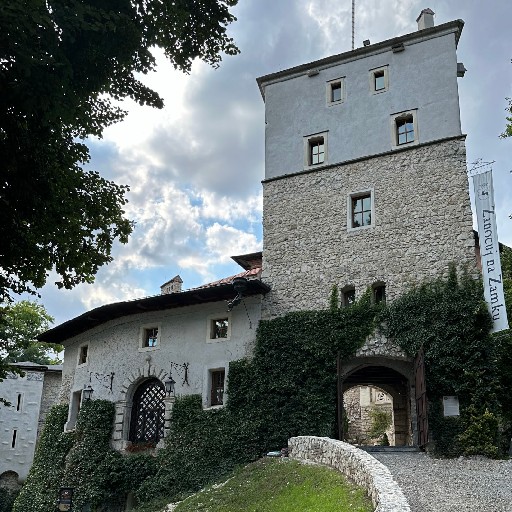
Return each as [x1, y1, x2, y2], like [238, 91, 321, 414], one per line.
[288, 436, 410, 512]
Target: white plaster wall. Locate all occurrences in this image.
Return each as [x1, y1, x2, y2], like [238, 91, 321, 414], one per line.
[0, 371, 44, 482]
[60, 296, 263, 411]
[263, 27, 462, 180]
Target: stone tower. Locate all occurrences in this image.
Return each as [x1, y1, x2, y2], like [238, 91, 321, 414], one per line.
[256, 11, 476, 445]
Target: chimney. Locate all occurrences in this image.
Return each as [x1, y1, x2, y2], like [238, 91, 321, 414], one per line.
[416, 8, 435, 31]
[160, 275, 183, 295]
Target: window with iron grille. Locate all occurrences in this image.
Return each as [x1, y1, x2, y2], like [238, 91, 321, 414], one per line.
[143, 327, 159, 347]
[210, 369, 225, 406]
[129, 379, 165, 444]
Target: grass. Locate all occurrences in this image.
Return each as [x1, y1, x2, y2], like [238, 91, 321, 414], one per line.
[171, 457, 374, 512]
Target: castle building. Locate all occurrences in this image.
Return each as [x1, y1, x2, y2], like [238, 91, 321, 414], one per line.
[39, 10, 477, 449]
[256, 9, 476, 445]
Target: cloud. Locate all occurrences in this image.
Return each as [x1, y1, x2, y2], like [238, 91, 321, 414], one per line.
[205, 223, 261, 263]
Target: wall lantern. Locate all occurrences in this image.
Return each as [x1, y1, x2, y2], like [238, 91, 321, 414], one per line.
[227, 277, 248, 311]
[57, 487, 74, 511]
[82, 384, 94, 401]
[164, 373, 176, 396]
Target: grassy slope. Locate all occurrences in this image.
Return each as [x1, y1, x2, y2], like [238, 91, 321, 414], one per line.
[171, 458, 374, 512]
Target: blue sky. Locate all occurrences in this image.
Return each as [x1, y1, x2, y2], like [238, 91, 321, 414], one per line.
[27, 0, 512, 326]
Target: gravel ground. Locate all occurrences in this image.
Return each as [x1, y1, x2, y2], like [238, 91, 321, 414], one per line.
[372, 452, 512, 512]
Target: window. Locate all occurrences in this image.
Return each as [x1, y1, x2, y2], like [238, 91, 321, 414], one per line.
[310, 138, 324, 165]
[370, 66, 389, 94]
[78, 345, 88, 365]
[373, 284, 386, 304]
[304, 132, 328, 169]
[348, 189, 374, 231]
[207, 314, 231, 342]
[351, 194, 371, 228]
[11, 430, 17, 449]
[211, 318, 228, 339]
[139, 325, 161, 351]
[396, 116, 414, 145]
[129, 379, 165, 444]
[391, 110, 418, 148]
[341, 286, 356, 307]
[374, 70, 385, 91]
[210, 370, 225, 406]
[326, 78, 345, 105]
[143, 327, 158, 348]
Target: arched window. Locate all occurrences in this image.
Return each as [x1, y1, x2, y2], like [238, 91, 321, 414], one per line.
[129, 379, 165, 444]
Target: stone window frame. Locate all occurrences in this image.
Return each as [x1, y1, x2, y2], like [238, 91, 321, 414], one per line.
[77, 344, 89, 367]
[341, 285, 356, 307]
[369, 65, 389, 94]
[206, 313, 232, 343]
[139, 324, 161, 352]
[64, 390, 83, 432]
[205, 366, 227, 408]
[303, 131, 328, 170]
[326, 77, 345, 106]
[390, 109, 419, 149]
[372, 282, 386, 304]
[347, 188, 375, 232]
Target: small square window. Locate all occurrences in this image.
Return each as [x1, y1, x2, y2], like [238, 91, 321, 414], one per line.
[396, 116, 414, 145]
[211, 318, 228, 339]
[210, 369, 225, 406]
[326, 78, 345, 105]
[144, 327, 159, 347]
[341, 287, 356, 307]
[310, 138, 324, 165]
[352, 194, 372, 228]
[78, 345, 88, 365]
[391, 110, 418, 148]
[348, 189, 374, 231]
[374, 71, 385, 91]
[370, 66, 388, 94]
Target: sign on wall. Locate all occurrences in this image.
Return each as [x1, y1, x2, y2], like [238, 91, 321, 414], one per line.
[472, 169, 509, 333]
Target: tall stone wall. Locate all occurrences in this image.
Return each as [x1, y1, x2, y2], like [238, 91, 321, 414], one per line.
[262, 137, 476, 319]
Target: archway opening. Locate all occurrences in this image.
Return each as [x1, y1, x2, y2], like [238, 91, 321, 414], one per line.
[340, 365, 412, 446]
[129, 378, 165, 444]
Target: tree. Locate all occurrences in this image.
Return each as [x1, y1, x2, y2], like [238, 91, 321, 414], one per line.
[0, 0, 239, 301]
[499, 97, 512, 138]
[0, 300, 63, 381]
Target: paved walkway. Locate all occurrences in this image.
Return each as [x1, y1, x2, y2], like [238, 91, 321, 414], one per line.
[372, 451, 512, 512]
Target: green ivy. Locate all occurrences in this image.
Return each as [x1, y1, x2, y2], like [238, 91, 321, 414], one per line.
[13, 404, 74, 512]
[0, 488, 19, 512]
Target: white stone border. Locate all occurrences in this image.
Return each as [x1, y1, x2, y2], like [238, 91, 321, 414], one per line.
[288, 436, 410, 512]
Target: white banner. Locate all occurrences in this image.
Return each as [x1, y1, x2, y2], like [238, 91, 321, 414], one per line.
[472, 170, 509, 333]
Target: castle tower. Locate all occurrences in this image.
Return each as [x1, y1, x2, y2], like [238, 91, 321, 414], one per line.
[256, 11, 476, 446]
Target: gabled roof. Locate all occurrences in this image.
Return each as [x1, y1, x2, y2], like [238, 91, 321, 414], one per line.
[38, 255, 269, 344]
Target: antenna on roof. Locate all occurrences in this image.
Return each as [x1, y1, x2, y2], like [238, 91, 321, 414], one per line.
[352, 0, 355, 50]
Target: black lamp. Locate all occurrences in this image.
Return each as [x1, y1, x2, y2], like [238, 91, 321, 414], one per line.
[164, 373, 176, 396]
[82, 384, 94, 401]
[57, 487, 74, 511]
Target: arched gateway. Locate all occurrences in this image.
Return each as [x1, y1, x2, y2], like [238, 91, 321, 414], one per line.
[338, 357, 416, 446]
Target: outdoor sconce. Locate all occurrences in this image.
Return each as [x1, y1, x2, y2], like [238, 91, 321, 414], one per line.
[82, 384, 94, 401]
[227, 277, 248, 311]
[57, 487, 74, 511]
[164, 373, 176, 396]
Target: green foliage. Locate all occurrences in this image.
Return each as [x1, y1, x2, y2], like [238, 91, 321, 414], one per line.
[329, 284, 340, 311]
[458, 407, 500, 458]
[137, 293, 378, 507]
[0, 301, 62, 385]
[173, 458, 373, 512]
[13, 405, 74, 512]
[0, 488, 19, 512]
[368, 407, 392, 440]
[500, 97, 512, 138]
[0, 0, 239, 301]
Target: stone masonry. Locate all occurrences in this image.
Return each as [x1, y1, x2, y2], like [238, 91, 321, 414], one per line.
[262, 137, 476, 319]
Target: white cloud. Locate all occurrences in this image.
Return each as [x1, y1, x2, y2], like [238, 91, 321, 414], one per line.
[205, 223, 261, 263]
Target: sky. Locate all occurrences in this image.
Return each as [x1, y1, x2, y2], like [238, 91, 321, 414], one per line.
[28, 0, 512, 327]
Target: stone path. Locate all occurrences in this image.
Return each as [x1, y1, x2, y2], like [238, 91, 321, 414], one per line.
[372, 451, 512, 512]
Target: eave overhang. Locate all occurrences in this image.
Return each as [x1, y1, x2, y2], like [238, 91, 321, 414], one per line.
[38, 279, 270, 344]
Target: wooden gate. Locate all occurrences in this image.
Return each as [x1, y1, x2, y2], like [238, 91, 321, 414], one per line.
[414, 346, 428, 448]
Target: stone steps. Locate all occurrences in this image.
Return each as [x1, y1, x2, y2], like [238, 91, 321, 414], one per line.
[359, 445, 421, 453]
